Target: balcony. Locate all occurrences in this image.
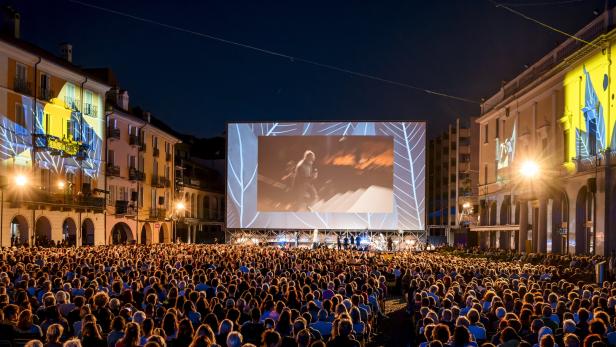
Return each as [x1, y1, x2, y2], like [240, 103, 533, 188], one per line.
[40, 88, 54, 101]
[10, 189, 105, 213]
[83, 103, 97, 116]
[149, 208, 167, 219]
[106, 164, 120, 177]
[165, 152, 171, 161]
[115, 200, 129, 215]
[129, 134, 139, 146]
[151, 175, 170, 188]
[129, 167, 145, 181]
[64, 96, 80, 111]
[13, 78, 31, 95]
[108, 127, 120, 140]
[153, 147, 160, 157]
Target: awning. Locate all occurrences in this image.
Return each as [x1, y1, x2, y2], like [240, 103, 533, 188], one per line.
[469, 225, 520, 232]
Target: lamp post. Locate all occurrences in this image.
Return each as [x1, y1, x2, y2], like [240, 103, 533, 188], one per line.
[3, 174, 29, 247]
[173, 201, 185, 243]
[518, 160, 541, 253]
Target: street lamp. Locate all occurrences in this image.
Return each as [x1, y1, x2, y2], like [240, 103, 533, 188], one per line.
[14, 174, 28, 187]
[520, 160, 540, 178]
[173, 201, 185, 243]
[57, 180, 65, 189]
[2, 174, 29, 247]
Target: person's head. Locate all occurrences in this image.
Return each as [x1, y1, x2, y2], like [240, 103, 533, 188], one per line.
[336, 318, 353, 338]
[63, 339, 81, 347]
[453, 326, 471, 344]
[564, 333, 580, 347]
[112, 315, 126, 332]
[226, 331, 243, 347]
[17, 309, 33, 330]
[24, 341, 43, 347]
[46, 323, 64, 343]
[303, 150, 315, 164]
[262, 329, 281, 347]
[432, 324, 450, 344]
[540, 334, 556, 347]
[296, 329, 311, 347]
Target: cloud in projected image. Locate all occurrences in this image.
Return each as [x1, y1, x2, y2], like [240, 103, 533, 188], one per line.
[324, 147, 394, 171]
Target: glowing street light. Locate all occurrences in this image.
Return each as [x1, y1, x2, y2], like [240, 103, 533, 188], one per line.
[520, 160, 540, 178]
[57, 180, 66, 189]
[175, 201, 186, 211]
[462, 202, 471, 209]
[14, 174, 28, 187]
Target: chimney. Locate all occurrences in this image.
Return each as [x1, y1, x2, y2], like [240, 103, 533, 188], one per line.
[145, 111, 151, 123]
[0, 6, 19, 38]
[118, 90, 129, 111]
[60, 43, 73, 63]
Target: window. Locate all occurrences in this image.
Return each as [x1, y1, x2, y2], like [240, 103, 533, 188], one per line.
[40, 73, 51, 97]
[483, 124, 488, 143]
[14, 103, 25, 129]
[153, 160, 158, 176]
[151, 188, 156, 209]
[138, 154, 144, 171]
[16, 63, 26, 81]
[129, 155, 136, 169]
[84, 90, 93, 115]
[152, 136, 158, 149]
[165, 142, 170, 154]
[107, 149, 115, 166]
[495, 118, 500, 139]
[564, 130, 570, 162]
[109, 185, 116, 205]
[165, 164, 170, 179]
[139, 186, 144, 207]
[484, 164, 488, 185]
[119, 186, 127, 201]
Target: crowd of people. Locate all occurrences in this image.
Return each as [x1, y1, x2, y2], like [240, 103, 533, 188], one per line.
[0, 243, 610, 347]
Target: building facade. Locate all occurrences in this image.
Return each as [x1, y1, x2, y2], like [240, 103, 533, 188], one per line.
[174, 136, 225, 243]
[475, 9, 616, 255]
[0, 28, 109, 246]
[428, 118, 480, 244]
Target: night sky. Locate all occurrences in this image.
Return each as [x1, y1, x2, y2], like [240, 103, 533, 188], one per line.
[16, 0, 607, 138]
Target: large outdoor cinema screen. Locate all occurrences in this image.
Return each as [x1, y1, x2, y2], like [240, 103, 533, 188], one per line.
[227, 122, 426, 230]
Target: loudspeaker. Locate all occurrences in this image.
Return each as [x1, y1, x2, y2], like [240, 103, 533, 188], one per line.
[588, 177, 596, 193]
[131, 191, 138, 201]
[158, 196, 165, 205]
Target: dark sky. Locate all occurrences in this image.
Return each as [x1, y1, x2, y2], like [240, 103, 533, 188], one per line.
[16, 0, 607, 138]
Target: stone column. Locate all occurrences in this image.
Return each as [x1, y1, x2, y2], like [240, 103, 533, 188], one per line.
[538, 199, 548, 253]
[519, 201, 528, 253]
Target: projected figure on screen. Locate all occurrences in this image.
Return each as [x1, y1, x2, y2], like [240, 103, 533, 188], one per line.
[291, 150, 319, 211]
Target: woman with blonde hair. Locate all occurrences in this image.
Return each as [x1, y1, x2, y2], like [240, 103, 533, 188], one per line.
[44, 323, 64, 347]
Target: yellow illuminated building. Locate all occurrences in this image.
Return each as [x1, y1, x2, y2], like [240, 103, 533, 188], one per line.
[476, 9, 616, 255]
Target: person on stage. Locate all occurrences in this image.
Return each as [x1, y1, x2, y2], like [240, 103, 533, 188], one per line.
[291, 150, 319, 211]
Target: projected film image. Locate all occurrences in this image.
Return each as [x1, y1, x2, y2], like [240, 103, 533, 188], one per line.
[227, 122, 425, 230]
[257, 136, 393, 213]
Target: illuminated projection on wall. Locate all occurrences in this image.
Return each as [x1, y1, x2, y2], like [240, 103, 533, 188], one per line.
[0, 83, 103, 178]
[227, 122, 426, 230]
[562, 49, 614, 165]
[496, 120, 517, 170]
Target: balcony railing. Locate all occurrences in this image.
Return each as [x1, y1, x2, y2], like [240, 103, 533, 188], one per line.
[106, 164, 120, 177]
[13, 78, 31, 95]
[153, 147, 160, 157]
[40, 88, 54, 101]
[129, 167, 145, 181]
[83, 103, 97, 116]
[9, 189, 105, 212]
[149, 208, 167, 219]
[115, 200, 129, 214]
[108, 127, 120, 140]
[64, 96, 80, 111]
[151, 175, 170, 188]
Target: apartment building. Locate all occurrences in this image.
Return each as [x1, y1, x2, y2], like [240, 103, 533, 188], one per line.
[427, 117, 479, 244]
[175, 136, 225, 243]
[475, 8, 616, 255]
[0, 10, 109, 246]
